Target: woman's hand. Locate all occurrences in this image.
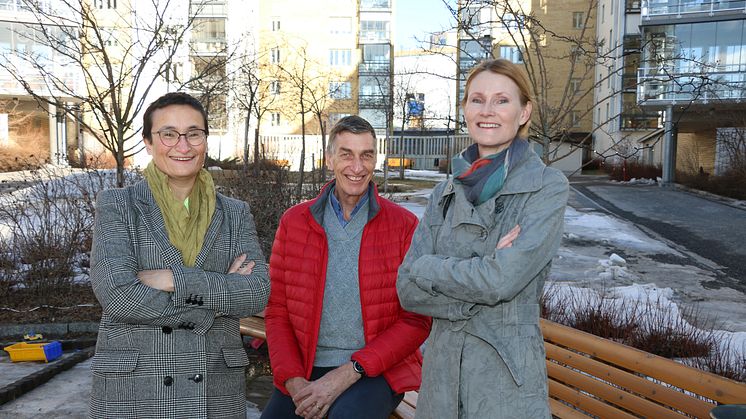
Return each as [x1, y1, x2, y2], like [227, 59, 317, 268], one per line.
[497, 224, 521, 249]
[228, 253, 255, 275]
[292, 363, 360, 419]
[137, 269, 175, 292]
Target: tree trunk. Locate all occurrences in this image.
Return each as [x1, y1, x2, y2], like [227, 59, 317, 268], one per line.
[253, 123, 261, 178]
[297, 112, 306, 198]
[243, 107, 251, 174]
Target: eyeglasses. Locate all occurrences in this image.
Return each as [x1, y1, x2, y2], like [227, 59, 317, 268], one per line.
[153, 129, 207, 147]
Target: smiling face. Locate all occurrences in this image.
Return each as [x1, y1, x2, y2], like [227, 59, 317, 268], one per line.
[464, 71, 532, 157]
[327, 130, 376, 209]
[144, 104, 207, 186]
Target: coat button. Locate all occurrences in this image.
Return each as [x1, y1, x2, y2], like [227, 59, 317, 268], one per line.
[163, 376, 173, 386]
[190, 374, 204, 383]
[162, 326, 172, 334]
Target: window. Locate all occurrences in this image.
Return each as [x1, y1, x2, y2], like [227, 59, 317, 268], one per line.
[360, 20, 389, 41]
[570, 78, 581, 95]
[270, 80, 280, 95]
[329, 81, 352, 99]
[271, 112, 281, 127]
[572, 111, 581, 127]
[329, 113, 351, 128]
[330, 17, 352, 35]
[271, 47, 280, 64]
[329, 49, 351, 66]
[193, 18, 225, 42]
[573, 12, 584, 29]
[272, 18, 280, 31]
[94, 0, 116, 8]
[500, 46, 523, 63]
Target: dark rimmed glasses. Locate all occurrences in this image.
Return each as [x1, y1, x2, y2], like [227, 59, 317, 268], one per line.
[153, 129, 207, 147]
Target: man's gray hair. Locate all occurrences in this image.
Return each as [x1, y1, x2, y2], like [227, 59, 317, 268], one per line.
[327, 115, 377, 155]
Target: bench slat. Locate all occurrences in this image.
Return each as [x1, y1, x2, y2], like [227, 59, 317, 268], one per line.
[547, 362, 689, 419]
[545, 342, 713, 418]
[239, 316, 266, 340]
[548, 378, 638, 419]
[549, 398, 593, 419]
[541, 319, 746, 405]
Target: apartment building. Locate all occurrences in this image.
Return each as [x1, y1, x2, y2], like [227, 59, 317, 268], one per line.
[456, 0, 591, 173]
[257, 0, 393, 134]
[593, 0, 664, 169]
[0, 0, 80, 165]
[636, 0, 746, 180]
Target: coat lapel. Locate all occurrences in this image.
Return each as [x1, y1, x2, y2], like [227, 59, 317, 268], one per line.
[195, 198, 223, 267]
[132, 181, 184, 267]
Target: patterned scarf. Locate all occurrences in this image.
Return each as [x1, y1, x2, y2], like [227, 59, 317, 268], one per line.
[452, 138, 529, 205]
[143, 162, 216, 267]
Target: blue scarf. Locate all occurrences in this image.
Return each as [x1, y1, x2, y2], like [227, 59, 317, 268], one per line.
[452, 139, 529, 205]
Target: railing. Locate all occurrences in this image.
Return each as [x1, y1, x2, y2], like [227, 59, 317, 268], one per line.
[642, 0, 746, 18]
[359, 61, 390, 74]
[637, 64, 746, 104]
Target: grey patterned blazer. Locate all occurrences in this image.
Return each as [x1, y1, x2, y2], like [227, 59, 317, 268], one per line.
[88, 180, 270, 419]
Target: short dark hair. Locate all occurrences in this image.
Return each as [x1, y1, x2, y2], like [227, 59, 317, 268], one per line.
[142, 92, 209, 143]
[327, 115, 377, 154]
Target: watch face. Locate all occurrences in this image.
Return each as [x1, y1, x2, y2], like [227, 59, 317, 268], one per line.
[353, 360, 365, 375]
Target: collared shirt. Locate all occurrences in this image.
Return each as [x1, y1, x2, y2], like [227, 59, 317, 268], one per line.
[329, 185, 370, 227]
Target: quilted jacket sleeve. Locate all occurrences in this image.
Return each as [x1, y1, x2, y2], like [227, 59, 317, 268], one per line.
[90, 189, 215, 333]
[352, 206, 432, 378]
[408, 169, 568, 306]
[397, 184, 484, 321]
[264, 213, 307, 394]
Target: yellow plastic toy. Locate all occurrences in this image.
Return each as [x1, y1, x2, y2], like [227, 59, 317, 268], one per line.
[4, 341, 62, 362]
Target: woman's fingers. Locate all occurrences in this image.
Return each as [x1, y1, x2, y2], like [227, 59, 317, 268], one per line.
[497, 225, 521, 249]
[228, 254, 247, 273]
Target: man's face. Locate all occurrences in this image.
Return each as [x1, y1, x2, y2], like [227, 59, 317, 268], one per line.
[327, 131, 376, 205]
[144, 104, 207, 182]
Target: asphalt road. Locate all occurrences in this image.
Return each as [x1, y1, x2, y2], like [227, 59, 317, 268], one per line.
[570, 179, 746, 293]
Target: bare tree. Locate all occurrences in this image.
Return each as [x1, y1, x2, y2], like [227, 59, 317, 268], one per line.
[0, 0, 217, 186]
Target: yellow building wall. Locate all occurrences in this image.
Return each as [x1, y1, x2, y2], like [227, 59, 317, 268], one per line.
[677, 130, 716, 175]
[258, 0, 360, 135]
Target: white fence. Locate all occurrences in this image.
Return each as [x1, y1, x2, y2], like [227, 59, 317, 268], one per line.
[257, 134, 472, 171]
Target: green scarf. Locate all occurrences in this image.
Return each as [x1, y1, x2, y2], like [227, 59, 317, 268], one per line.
[143, 162, 216, 267]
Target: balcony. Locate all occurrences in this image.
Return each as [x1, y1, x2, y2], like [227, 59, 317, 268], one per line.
[360, 0, 391, 10]
[359, 61, 390, 74]
[637, 63, 746, 106]
[642, 0, 746, 21]
[358, 94, 389, 108]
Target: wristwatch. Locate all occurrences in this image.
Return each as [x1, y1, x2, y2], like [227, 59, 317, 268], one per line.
[351, 360, 366, 377]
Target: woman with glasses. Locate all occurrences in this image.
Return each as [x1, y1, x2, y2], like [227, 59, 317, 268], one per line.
[88, 92, 270, 419]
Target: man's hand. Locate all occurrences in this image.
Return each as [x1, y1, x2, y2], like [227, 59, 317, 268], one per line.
[292, 363, 361, 419]
[497, 224, 521, 249]
[137, 269, 175, 292]
[228, 253, 255, 275]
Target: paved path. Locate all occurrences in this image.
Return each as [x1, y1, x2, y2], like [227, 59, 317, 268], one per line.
[571, 179, 746, 293]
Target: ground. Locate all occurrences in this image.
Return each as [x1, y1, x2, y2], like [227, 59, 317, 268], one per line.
[0, 285, 101, 325]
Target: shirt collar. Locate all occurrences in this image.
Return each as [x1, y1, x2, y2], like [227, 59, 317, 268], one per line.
[329, 185, 370, 227]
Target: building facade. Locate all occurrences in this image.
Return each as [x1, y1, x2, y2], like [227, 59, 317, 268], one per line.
[637, 0, 746, 180]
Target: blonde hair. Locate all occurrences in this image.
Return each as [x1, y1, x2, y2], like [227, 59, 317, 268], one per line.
[461, 58, 533, 138]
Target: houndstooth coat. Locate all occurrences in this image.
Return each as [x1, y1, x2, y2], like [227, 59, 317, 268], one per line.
[88, 180, 270, 419]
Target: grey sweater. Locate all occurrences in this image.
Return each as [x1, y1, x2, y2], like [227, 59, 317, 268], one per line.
[313, 195, 368, 367]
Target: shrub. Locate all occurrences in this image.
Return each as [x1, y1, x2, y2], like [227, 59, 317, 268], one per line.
[677, 169, 746, 201]
[603, 160, 662, 181]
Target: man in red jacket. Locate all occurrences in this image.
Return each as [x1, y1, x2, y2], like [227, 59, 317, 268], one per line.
[261, 116, 431, 419]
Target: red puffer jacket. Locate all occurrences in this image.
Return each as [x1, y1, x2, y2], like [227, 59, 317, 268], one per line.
[265, 182, 432, 395]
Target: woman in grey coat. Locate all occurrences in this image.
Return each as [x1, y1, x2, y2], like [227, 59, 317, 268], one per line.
[397, 59, 568, 418]
[88, 92, 270, 419]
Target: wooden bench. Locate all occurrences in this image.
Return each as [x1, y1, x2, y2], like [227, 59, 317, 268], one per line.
[240, 316, 746, 418]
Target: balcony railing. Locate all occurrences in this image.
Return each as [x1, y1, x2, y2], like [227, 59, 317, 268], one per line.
[641, 0, 746, 18]
[637, 64, 746, 104]
[358, 94, 389, 108]
[359, 61, 390, 74]
[360, 0, 390, 9]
